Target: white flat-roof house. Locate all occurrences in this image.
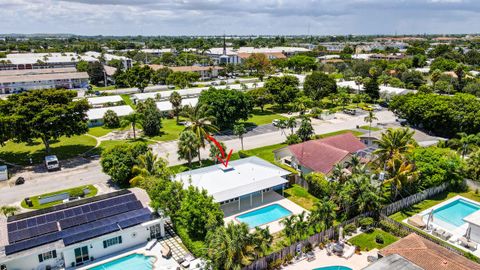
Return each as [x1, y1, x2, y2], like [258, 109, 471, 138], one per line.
[0, 189, 166, 270]
[84, 52, 132, 69]
[86, 105, 134, 126]
[87, 95, 124, 108]
[0, 68, 89, 94]
[0, 53, 98, 71]
[175, 157, 291, 209]
[155, 97, 198, 112]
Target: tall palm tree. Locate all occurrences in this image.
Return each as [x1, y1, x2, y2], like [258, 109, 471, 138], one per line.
[120, 112, 143, 140]
[286, 117, 297, 135]
[251, 226, 273, 258]
[1, 205, 19, 217]
[130, 150, 159, 186]
[177, 130, 200, 168]
[373, 128, 415, 165]
[312, 198, 336, 231]
[169, 91, 182, 124]
[233, 123, 247, 151]
[458, 132, 479, 160]
[385, 154, 419, 200]
[354, 76, 363, 94]
[364, 110, 378, 137]
[294, 211, 309, 240]
[183, 104, 219, 164]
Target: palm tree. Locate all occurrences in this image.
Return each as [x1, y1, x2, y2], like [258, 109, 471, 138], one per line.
[251, 226, 273, 258]
[364, 110, 378, 137]
[373, 128, 415, 165]
[169, 91, 183, 124]
[458, 132, 479, 160]
[431, 69, 442, 89]
[354, 76, 363, 94]
[1, 205, 19, 217]
[233, 123, 247, 151]
[286, 117, 297, 135]
[177, 130, 200, 168]
[183, 104, 219, 164]
[121, 112, 143, 140]
[294, 211, 309, 240]
[279, 215, 297, 243]
[385, 154, 419, 200]
[130, 150, 159, 186]
[276, 119, 288, 137]
[310, 198, 337, 232]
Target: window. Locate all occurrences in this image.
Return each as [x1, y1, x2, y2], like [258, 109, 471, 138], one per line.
[38, 250, 57, 262]
[103, 236, 122, 248]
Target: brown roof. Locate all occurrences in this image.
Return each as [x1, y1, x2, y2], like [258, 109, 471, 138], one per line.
[0, 72, 89, 84]
[379, 233, 480, 270]
[287, 132, 366, 174]
[237, 52, 287, 59]
[148, 64, 223, 72]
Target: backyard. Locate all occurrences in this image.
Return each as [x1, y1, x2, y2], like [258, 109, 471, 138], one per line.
[283, 184, 319, 210]
[349, 229, 398, 251]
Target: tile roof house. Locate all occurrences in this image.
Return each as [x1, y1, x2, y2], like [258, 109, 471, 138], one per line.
[274, 132, 366, 175]
[376, 233, 480, 270]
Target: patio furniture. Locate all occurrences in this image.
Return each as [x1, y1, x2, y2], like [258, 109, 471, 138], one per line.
[306, 251, 316, 262]
[459, 237, 478, 250]
[161, 244, 172, 259]
[433, 228, 446, 238]
[408, 215, 426, 229]
[342, 245, 355, 259]
[181, 254, 194, 268]
[146, 239, 157, 251]
[441, 232, 453, 241]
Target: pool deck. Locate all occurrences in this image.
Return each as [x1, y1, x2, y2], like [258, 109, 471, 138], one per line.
[222, 191, 307, 234]
[282, 248, 377, 270]
[75, 241, 181, 270]
[402, 195, 480, 257]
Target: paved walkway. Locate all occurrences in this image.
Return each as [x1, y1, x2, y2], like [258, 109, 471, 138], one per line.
[161, 221, 190, 263]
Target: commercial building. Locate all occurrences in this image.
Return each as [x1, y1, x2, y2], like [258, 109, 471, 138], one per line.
[0, 53, 97, 71]
[175, 156, 291, 208]
[0, 189, 166, 270]
[0, 68, 89, 94]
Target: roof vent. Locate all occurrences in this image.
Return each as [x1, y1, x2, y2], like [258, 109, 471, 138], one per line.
[219, 165, 235, 172]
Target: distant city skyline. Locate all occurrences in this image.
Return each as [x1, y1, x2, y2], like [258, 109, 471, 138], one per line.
[0, 0, 479, 36]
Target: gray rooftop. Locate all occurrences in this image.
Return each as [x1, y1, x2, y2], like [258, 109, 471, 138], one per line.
[362, 254, 424, 270]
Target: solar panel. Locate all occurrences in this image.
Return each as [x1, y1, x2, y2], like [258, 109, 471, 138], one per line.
[5, 232, 61, 255]
[8, 222, 59, 243]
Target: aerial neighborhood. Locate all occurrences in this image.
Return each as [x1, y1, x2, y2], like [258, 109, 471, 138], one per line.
[0, 2, 480, 270]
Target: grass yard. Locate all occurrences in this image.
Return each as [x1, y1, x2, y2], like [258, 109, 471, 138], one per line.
[87, 126, 118, 137]
[20, 185, 98, 209]
[92, 85, 116, 91]
[349, 229, 398, 251]
[0, 135, 97, 165]
[283, 184, 319, 210]
[359, 125, 381, 131]
[241, 143, 286, 163]
[148, 118, 186, 142]
[389, 190, 480, 222]
[242, 108, 287, 127]
[316, 129, 364, 139]
[120, 94, 135, 109]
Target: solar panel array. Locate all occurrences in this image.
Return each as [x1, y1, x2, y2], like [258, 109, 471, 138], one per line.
[4, 191, 152, 255]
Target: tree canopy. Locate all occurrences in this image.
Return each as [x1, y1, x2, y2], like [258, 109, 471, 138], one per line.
[303, 71, 337, 100]
[100, 142, 148, 186]
[264, 75, 300, 109]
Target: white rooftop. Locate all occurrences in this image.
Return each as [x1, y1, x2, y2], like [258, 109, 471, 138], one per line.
[156, 97, 198, 112]
[206, 46, 309, 55]
[5, 53, 97, 65]
[175, 156, 290, 202]
[87, 105, 134, 120]
[87, 95, 123, 105]
[463, 210, 480, 226]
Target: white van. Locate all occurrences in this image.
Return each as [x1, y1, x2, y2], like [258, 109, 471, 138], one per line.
[45, 155, 60, 171]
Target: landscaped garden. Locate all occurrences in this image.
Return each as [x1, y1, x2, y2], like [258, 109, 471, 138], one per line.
[349, 229, 398, 251]
[20, 185, 98, 209]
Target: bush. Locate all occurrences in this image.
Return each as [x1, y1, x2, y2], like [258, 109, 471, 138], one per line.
[69, 187, 85, 198]
[175, 226, 206, 257]
[378, 220, 410, 238]
[375, 234, 384, 244]
[267, 258, 283, 270]
[238, 150, 250, 158]
[100, 142, 148, 186]
[305, 172, 330, 199]
[103, 109, 120, 128]
[344, 224, 357, 235]
[285, 134, 302, 145]
[359, 217, 374, 229]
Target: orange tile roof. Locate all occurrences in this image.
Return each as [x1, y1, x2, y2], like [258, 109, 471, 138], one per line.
[379, 234, 480, 270]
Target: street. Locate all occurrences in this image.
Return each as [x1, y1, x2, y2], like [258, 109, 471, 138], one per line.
[0, 110, 396, 206]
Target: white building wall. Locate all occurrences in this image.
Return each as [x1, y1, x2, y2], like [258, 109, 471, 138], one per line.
[468, 223, 480, 244]
[2, 250, 59, 270]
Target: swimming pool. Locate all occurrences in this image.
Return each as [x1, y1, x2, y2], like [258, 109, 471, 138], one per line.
[236, 204, 292, 228]
[433, 199, 480, 228]
[89, 253, 154, 270]
[313, 266, 352, 270]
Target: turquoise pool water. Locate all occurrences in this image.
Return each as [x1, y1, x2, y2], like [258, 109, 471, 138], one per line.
[433, 199, 480, 227]
[89, 253, 154, 270]
[236, 204, 292, 228]
[313, 266, 352, 270]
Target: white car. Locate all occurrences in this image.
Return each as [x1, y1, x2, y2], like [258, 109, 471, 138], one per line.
[45, 155, 60, 171]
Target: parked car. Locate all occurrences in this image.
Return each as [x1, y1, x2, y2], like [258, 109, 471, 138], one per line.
[167, 85, 175, 89]
[272, 119, 281, 127]
[15, 177, 25, 185]
[211, 82, 218, 86]
[45, 155, 60, 171]
[343, 109, 356, 115]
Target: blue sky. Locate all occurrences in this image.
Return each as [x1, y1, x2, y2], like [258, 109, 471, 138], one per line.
[0, 0, 479, 35]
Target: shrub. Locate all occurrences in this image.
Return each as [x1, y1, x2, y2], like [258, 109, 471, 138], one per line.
[103, 109, 120, 128]
[344, 224, 357, 235]
[238, 150, 250, 158]
[69, 187, 85, 198]
[285, 134, 302, 145]
[359, 217, 374, 229]
[305, 173, 330, 199]
[267, 258, 283, 270]
[375, 234, 384, 244]
[378, 220, 410, 238]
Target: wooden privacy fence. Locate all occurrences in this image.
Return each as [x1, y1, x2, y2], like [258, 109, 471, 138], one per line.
[380, 182, 449, 216]
[243, 213, 371, 270]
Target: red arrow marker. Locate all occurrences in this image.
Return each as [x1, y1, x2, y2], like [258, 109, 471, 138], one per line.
[206, 134, 233, 168]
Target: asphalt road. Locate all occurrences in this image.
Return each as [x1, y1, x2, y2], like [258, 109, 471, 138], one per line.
[0, 110, 396, 207]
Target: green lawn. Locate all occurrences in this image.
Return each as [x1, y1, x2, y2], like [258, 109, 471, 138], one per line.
[359, 125, 381, 131]
[389, 190, 480, 222]
[349, 229, 398, 251]
[121, 94, 135, 109]
[316, 130, 364, 139]
[92, 85, 116, 91]
[0, 135, 97, 165]
[283, 184, 319, 210]
[242, 108, 287, 127]
[242, 143, 286, 162]
[88, 126, 118, 137]
[148, 118, 186, 142]
[20, 185, 98, 209]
